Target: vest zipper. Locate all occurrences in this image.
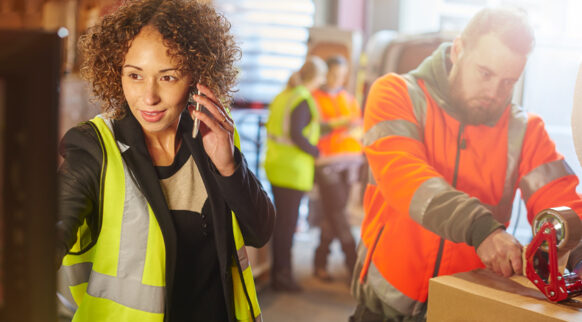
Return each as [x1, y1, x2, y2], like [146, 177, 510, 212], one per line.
[432, 123, 465, 278]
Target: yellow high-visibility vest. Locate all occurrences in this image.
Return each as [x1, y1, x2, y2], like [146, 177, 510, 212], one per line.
[264, 85, 320, 191]
[59, 115, 262, 321]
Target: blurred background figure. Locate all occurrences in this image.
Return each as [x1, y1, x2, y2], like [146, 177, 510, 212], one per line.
[264, 56, 327, 292]
[311, 55, 363, 283]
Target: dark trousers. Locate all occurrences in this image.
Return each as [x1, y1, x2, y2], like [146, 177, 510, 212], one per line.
[350, 304, 390, 322]
[313, 166, 357, 272]
[271, 185, 305, 273]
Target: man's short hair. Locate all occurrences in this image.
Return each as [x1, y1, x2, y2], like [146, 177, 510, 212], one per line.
[461, 7, 535, 56]
[325, 55, 348, 69]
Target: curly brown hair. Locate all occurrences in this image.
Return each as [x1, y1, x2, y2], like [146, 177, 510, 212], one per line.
[78, 0, 241, 119]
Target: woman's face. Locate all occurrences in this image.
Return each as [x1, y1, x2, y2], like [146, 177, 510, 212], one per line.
[121, 25, 192, 136]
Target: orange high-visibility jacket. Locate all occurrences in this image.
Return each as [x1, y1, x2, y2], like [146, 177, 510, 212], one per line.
[312, 88, 362, 157]
[357, 43, 581, 316]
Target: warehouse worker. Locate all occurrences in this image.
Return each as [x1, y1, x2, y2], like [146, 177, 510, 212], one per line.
[350, 7, 582, 321]
[56, 1, 274, 321]
[311, 55, 363, 282]
[265, 56, 327, 292]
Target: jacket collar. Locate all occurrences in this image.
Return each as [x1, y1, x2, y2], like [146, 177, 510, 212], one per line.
[410, 42, 458, 120]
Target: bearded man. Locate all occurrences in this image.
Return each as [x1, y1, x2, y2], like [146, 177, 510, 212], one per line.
[350, 7, 582, 321]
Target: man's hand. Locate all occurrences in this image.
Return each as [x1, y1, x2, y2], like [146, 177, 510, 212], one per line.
[476, 228, 523, 277]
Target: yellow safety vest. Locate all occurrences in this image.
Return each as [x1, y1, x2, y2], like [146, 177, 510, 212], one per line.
[264, 85, 320, 191]
[59, 115, 261, 322]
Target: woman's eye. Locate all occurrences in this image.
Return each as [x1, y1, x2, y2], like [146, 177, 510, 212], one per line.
[480, 69, 491, 79]
[127, 73, 142, 80]
[161, 75, 177, 81]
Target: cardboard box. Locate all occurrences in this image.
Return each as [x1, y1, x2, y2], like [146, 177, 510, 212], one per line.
[427, 269, 582, 321]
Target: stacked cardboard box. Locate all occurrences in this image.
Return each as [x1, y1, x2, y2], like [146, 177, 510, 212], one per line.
[428, 269, 582, 321]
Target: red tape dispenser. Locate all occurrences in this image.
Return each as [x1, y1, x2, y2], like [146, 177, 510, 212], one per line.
[524, 207, 582, 302]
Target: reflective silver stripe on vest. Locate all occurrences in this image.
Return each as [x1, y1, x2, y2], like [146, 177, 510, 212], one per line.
[484, 106, 528, 223]
[519, 159, 575, 203]
[118, 162, 150, 280]
[88, 269, 164, 313]
[59, 261, 94, 309]
[409, 177, 452, 225]
[352, 243, 423, 317]
[89, 117, 164, 313]
[367, 262, 423, 316]
[363, 75, 427, 148]
[363, 75, 427, 187]
[363, 119, 421, 146]
[402, 74, 427, 130]
[61, 261, 93, 286]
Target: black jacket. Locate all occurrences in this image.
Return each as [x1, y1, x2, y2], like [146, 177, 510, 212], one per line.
[57, 109, 275, 321]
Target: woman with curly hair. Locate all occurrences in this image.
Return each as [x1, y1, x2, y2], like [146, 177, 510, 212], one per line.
[56, 0, 274, 321]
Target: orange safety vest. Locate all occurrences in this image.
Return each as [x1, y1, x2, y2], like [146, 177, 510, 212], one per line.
[312, 88, 362, 157]
[357, 73, 581, 316]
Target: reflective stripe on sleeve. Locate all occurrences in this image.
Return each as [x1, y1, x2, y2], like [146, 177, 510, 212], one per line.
[363, 119, 421, 146]
[409, 177, 452, 225]
[519, 159, 575, 203]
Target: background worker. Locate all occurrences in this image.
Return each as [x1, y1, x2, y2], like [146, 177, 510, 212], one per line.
[350, 7, 582, 321]
[265, 56, 327, 292]
[311, 55, 363, 282]
[56, 1, 275, 321]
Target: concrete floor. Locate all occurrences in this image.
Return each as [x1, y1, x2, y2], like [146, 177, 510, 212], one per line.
[258, 227, 358, 322]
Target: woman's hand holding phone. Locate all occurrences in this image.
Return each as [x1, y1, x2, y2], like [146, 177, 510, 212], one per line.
[188, 83, 236, 176]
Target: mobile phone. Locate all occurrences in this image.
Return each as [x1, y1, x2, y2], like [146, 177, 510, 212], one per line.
[190, 88, 201, 138]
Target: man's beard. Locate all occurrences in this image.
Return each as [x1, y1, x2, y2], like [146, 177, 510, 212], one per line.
[449, 69, 509, 125]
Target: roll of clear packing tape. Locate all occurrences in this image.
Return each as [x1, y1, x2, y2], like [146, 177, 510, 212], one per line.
[532, 207, 582, 252]
[531, 207, 582, 273]
[572, 61, 582, 167]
